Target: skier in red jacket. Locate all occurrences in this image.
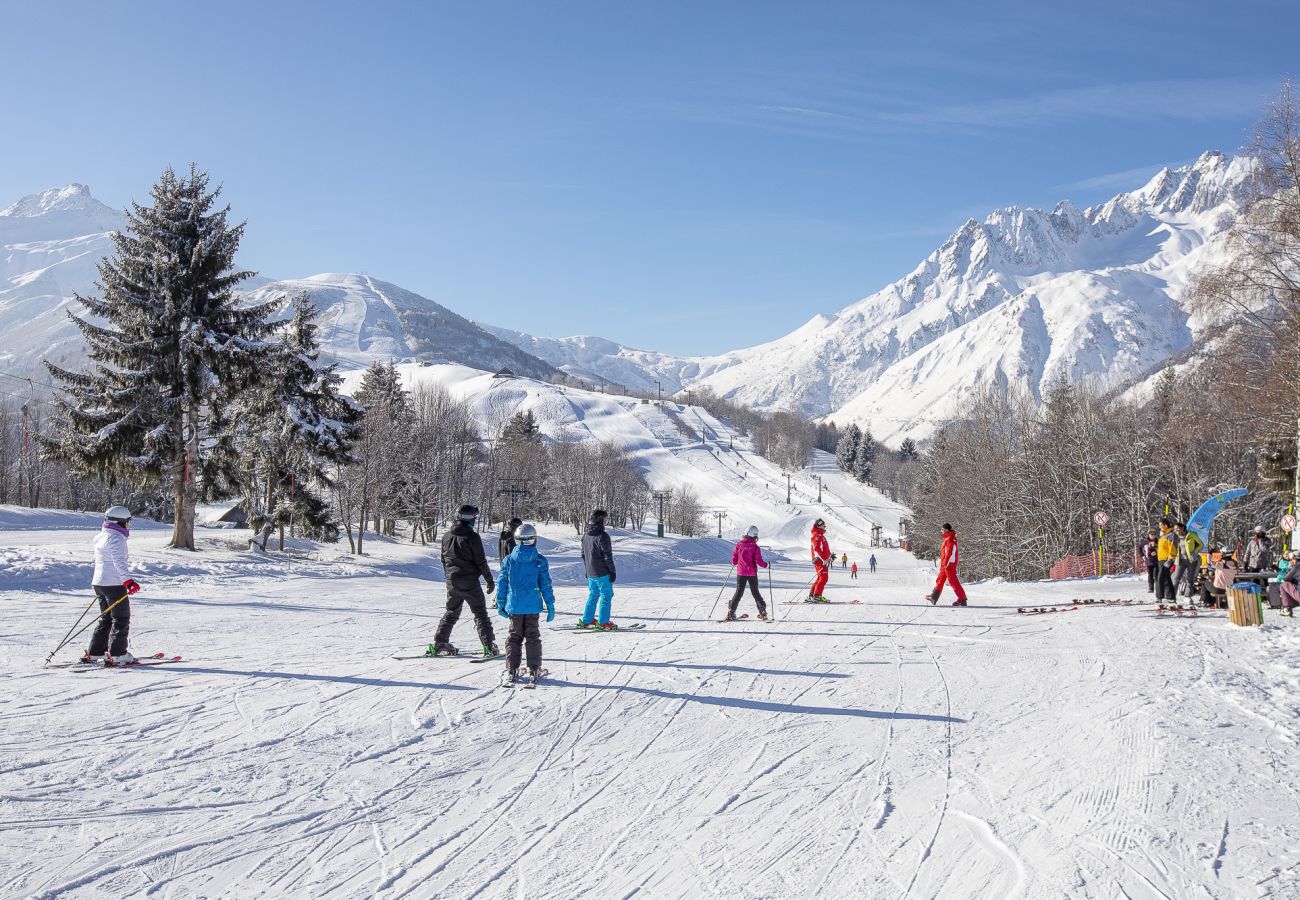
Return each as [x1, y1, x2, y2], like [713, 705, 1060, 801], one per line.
[927, 523, 967, 607]
[807, 519, 832, 602]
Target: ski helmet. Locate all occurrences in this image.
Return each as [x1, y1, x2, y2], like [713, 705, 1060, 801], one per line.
[746, 525, 759, 538]
[517, 523, 538, 545]
[813, 518, 826, 529]
[104, 505, 132, 526]
[1254, 525, 1265, 534]
[457, 504, 480, 522]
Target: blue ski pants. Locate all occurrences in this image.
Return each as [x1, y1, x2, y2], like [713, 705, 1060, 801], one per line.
[583, 575, 614, 624]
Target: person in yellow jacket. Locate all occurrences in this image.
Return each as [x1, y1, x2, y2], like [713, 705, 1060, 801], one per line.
[1155, 518, 1177, 602]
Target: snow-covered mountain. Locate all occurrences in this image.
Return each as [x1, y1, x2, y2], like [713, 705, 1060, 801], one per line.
[0, 185, 124, 374]
[483, 151, 1250, 442]
[243, 274, 558, 377]
[475, 325, 696, 394]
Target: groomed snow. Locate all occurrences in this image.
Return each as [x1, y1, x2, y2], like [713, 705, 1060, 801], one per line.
[2, 505, 1298, 898]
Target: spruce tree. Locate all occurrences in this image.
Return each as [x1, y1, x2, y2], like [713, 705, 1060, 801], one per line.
[853, 430, 878, 483]
[43, 167, 275, 549]
[836, 424, 862, 473]
[239, 293, 362, 546]
[898, 437, 919, 462]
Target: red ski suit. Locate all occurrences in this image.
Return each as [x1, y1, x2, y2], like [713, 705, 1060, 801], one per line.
[810, 525, 831, 596]
[932, 529, 967, 602]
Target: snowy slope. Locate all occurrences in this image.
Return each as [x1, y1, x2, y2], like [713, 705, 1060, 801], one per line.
[475, 325, 697, 394]
[343, 363, 912, 546]
[2, 506, 1297, 897]
[244, 274, 559, 377]
[686, 152, 1251, 443]
[0, 185, 124, 374]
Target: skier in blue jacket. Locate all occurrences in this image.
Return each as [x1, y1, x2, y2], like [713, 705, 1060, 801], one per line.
[496, 523, 556, 686]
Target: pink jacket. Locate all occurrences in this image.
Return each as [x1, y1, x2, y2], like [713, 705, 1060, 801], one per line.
[731, 536, 768, 577]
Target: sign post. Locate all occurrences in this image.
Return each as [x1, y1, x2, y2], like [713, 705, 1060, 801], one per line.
[1093, 510, 1110, 576]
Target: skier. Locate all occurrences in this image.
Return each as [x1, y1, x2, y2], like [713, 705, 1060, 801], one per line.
[926, 523, 967, 606]
[498, 516, 522, 561]
[1279, 551, 1299, 617]
[1174, 522, 1203, 597]
[1242, 526, 1274, 572]
[84, 505, 142, 665]
[496, 523, 556, 685]
[1139, 529, 1159, 593]
[869, 553, 877, 573]
[1154, 518, 1177, 601]
[806, 518, 831, 602]
[841, 552, 848, 570]
[725, 525, 769, 620]
[430, 504, 500, 657]
[580, 509, 618, 628]
[850, 562, 858, 579]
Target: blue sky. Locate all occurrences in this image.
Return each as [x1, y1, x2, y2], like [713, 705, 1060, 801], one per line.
[2, 1, 1293, 355]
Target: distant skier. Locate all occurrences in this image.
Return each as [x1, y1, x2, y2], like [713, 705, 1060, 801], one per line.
[850, 562, 858, 579]
[1155, 518, 1177, 601]
[498, 516, 522, 561]
[841, 552, 848, 570]
[431, 504, 500, 657]
[1242, 526, 1274, 572]
[725, 526, 769, 620]
[869, 554, 877, 573]
[926, 523, 967, 607]
[807, 518, 831, 602]
[496, 523, 556, 685]
[84, 505, 142, 665]
[1139, 529, 1159, 593]
[581, 509, 619, 628]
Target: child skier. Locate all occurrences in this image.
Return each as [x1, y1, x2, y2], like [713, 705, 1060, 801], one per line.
[580, 509, 618, 628]
[496, 523, 556, 685]
[807, 518, 831, 602]
[84, 505, 142, 665]
[725, 526, 769, 620]
[850, 562, 858, 579]
[926, 523, 967, 607]
[431, 504, 500, 657]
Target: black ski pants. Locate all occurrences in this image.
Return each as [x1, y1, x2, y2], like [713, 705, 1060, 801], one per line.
[88, 585, 130, 657]
[434, 578, 496, 649]
[506, 614, 542, 671]
[1155, 562, 1176, 602]
[1145, 562, 1157, 592]
[728, 576, 767, 615]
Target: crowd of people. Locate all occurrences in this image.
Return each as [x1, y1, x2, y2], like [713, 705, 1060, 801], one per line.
[1139, 519, 1298, 616]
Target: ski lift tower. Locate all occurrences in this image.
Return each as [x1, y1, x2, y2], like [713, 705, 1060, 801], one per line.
[871, 524, 883, 547]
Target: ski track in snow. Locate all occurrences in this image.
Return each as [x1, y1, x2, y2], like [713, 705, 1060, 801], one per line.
[2, 510, 1299, 898]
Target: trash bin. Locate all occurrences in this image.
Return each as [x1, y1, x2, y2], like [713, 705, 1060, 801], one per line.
[1227, 582, 1264, 626]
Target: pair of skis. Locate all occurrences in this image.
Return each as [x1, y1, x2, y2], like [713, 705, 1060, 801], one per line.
[501, 667, 549, 690]
[52, 652, 184, 671]
[548, 623, 647, 633]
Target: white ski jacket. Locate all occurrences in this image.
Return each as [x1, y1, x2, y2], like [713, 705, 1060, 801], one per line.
[92, 524, 131, 587]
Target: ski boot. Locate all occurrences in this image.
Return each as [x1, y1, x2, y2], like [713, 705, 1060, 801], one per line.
[757, 610, 769, 621]
[926, 592, 938, 606]
[952, 599, 968, 607]
[500, 668, 518, 687]
[524, 667, 547, 688]
[106, 651, 137, 666]
[722, 611, 738, 621]
[428, 642, 458, 657]
[80, 651, 102, 665]
[803, 594, 819, 604]
[577, 618, 596, 629]
[483, 642, 502, 658]
[596, 622, 619, 630]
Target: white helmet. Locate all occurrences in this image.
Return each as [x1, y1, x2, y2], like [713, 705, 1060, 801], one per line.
[746, 526, 759, 538]
[104, 505, 132, 525]
[1254, 525, 1265, 534]
[517, 523, 538, 545]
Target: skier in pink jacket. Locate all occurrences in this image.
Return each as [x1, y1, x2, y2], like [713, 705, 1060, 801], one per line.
[725, 526, 769, 620]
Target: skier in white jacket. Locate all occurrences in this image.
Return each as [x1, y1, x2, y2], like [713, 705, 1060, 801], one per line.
[85, 505, 141, 664]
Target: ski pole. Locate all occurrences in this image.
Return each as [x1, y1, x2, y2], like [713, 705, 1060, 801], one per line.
[708, 565, 736, 621]
[766, 561, 776, 625]
[48, 594, 130, 664]
[43, 595, 100, 666]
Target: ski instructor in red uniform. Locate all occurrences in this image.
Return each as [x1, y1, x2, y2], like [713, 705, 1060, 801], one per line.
[808, 518, 832, 602]
[927, 523, 967, 607]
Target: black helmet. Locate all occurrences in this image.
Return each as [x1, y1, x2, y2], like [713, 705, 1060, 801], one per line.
[457, 504, 479, 522]
[590, 509, 608, 522]
[813, 518, 825, 529]
[508, 517, 522, 530]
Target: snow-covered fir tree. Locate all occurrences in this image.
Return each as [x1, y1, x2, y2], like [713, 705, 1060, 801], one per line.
[237, 292, 361, 546]
[852, 430, 878, 483]
[836, 424, 862, 473]
[43, 167, 276, 549]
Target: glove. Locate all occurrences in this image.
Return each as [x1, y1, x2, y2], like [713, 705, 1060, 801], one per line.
[609, 572, 617, 585]
[123, 579, 141, 595]
[497, 604, 508, 619]
[485, 579, 496, 595]
[546, 607, 555, 623]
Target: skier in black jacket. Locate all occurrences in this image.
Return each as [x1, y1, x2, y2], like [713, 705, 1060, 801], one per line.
[499, 517, 522, 561]
[580, 509, 619, 628]
[431, 504, 500, 657]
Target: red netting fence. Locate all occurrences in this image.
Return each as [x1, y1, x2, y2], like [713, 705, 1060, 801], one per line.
[1048, 552, 1141, 580]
